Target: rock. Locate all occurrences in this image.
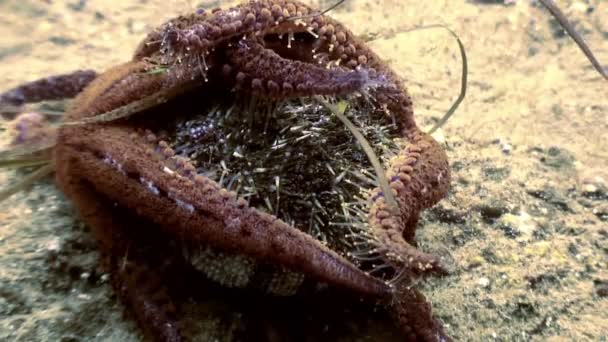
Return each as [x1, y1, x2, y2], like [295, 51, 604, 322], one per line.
[448, 224, 484, 246]
[593, 203, 608, 222]
[476, 199, 509, 223]
[526, 273, 561, 292]
[501, 141, 513, 155]
[478, 277, 491, 288]
[497, 212, 536, 239]
[67, 0, 87, 12]
[583, 183, 598, 194]
[581, 177, 607, 200]
[482, 166, 510, 182]
[429, 203, 467, 224]
[526, 185, 571, 212]
[49, 36, 77, 46]
[491, 138, 513, 155]
[467, 255, 485, 269]
[594, 279, 608, 297]
[537, 146, 575, 171]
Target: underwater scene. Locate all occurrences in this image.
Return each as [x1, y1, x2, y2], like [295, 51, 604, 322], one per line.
[0, 0, 606, 341]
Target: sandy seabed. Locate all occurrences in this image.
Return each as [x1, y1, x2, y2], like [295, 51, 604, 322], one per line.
[0, 0, 606, 341]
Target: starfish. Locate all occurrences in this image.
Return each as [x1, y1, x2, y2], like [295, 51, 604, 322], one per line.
[0, 1, 451, 341]
[0, 69, 96, 120]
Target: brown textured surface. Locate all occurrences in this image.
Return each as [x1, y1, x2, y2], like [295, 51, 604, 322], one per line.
[55, 123, 391, 298]
[130, 0, 452, 280]
[2, 0, 606, 341]
[42, 1, 452, 340]
[369, 130, 451, 275]
[226, 39, 372, 98]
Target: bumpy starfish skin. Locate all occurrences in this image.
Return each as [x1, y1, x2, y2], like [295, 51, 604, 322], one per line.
[369, 131, 450, 274]
[225, 39, 374, 98]
[137, 0, 451, 275]
[148, 1, 450, 273]
[56, 61, 391, 298]
[132, 0, 316, 61]
[1, 1, 453, 341]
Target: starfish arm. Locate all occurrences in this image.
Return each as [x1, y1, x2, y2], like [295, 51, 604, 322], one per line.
[67, 62, 175, 119]
[368, 130, 450, 276]
[54, 166, 183, 342]
[134, 1, 318, 61]
[117, 266, 183, 342]
[54, 123, 391, 300]
[293, 14, 453, 276]
[61, 61, 209, 128]
[223, 39, 373, 98]
[283, 11, 421, 133]
[0, 69, 96, 119]
[390, 284, 451, 342]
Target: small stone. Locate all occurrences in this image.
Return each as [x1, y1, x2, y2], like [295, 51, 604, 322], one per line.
[594, 279, 608, 297]
[583, 183, 598, 194]
[430, 203, 467, 224]
[467, 255, 485, 268]
[478, 277, 491, 288]
[539, 146, 575, 170]
[67, 0, 87, 11]
[498, 212, 536, 239]
[476, 199, 509, 222]
[482, 166, 510, 182]
[49, 36, 77, 46]
[495, 138, 512, 155]
[581, 177, 607, 200]
[593, 203, 608, 222]
[77, 293, 91, 300]
[45, 238, 61, 252]
[526, 184, 570, 212]
[128, 20, 147, 34]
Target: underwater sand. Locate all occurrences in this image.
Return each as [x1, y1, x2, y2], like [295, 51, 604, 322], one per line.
[0, 0, 606, 340]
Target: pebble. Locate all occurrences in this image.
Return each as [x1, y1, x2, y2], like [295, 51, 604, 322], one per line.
[100, 273, 110, 283]
[44, 238, 61, 252]
[495, 138, 512, 155]
[583, 183, 599, 194]
[467, 255, 485, 268]
[581, 176, 607, 200]
[595, 280, 608, 297]
[478, 277, 491, 288]
[77, 293, 91, 300]
[476, 199, 509, 222]
[526, 183, 570, 212]
[539, 146, 575, 171]
[498, 212, 536, 240]
[501, 142, 512, 155]
[592, 203, 608, 222]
